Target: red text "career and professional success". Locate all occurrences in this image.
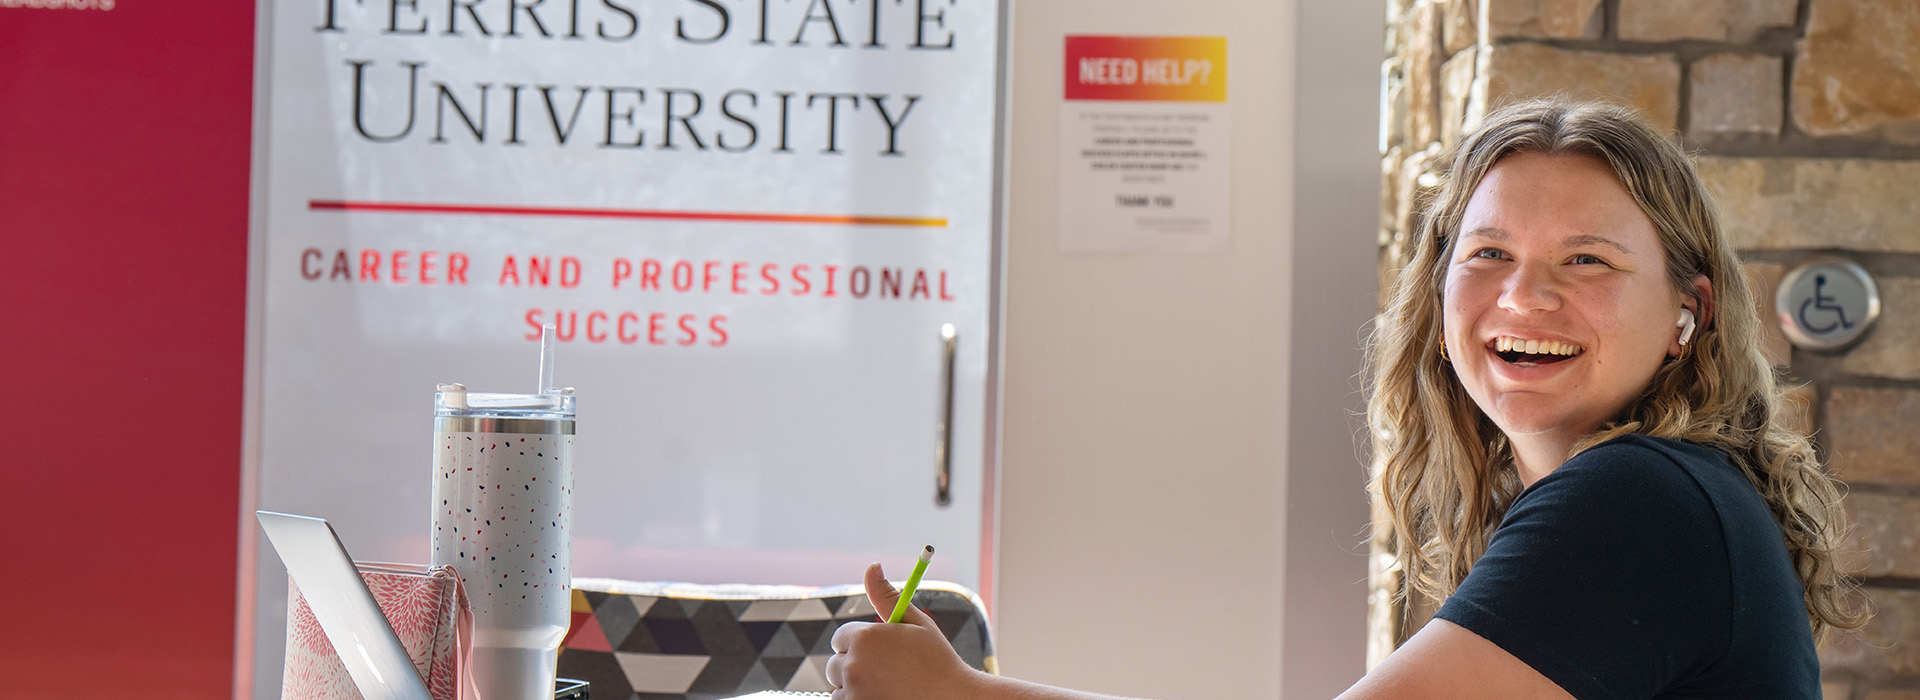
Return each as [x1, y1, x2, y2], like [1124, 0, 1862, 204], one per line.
[299, 248, 958, 301]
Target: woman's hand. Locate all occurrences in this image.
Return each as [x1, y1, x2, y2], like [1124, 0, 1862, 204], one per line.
[825, 562, 986, 700]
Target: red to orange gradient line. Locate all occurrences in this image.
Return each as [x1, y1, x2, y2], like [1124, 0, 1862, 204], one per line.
[308, 199, 948, 228]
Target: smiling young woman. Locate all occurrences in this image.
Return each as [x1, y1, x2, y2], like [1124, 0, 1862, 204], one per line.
[1365, 99, 1867, 695]
[822, 99, 1867, 700]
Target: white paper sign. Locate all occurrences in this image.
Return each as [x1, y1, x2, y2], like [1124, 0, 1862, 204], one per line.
[1056, 35, 1230, 253]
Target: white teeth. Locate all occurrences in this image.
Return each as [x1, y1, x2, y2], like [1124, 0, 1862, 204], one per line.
[1494, 336, 1582, 356]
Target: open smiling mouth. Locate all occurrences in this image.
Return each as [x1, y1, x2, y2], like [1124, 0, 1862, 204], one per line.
[1491, 337, 1583, 367]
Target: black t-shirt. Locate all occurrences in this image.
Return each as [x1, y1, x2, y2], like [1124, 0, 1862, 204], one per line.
[1434, 434, 1820, 700]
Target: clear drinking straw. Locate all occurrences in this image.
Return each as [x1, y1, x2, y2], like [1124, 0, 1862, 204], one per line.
[537, 323, 557, 395]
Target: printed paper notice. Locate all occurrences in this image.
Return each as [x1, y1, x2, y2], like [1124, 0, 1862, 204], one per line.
[1058, 35, 1229, 253]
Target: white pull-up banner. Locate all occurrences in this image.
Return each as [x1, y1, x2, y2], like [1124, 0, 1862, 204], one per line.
[249, 0, 1002, 692]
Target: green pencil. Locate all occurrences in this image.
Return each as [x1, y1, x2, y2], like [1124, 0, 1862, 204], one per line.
[887, 545, 935, 623]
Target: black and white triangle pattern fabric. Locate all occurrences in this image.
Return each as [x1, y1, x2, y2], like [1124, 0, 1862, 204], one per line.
[560, 579, 996, 700]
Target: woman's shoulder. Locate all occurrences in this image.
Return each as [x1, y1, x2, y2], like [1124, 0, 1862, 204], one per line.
[1512, 434, 1732, 532]
[1456, 436, 1798, 699]
[1489, 435, 1736, 616]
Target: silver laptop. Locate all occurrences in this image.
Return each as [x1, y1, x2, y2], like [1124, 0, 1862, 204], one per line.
[257, 511, 435, 700]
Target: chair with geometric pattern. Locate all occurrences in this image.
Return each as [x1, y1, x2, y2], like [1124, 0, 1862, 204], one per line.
[559, 579, 996, 700]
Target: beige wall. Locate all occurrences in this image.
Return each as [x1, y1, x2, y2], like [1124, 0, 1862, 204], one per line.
[993, 0, 1378, 698]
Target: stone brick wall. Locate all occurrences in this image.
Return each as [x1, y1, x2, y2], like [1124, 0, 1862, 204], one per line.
[1375, 1, 1920, 696]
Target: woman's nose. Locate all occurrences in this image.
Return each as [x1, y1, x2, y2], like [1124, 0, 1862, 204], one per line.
[1498, 263, 1562, 314]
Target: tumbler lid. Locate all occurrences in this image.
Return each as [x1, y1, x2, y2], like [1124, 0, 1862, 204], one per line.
[435, 383, 575, 420]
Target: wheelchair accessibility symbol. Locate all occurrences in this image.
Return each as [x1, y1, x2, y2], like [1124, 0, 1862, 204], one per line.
[1776, 258, 1879, 351]
[1798, 275, 1854, 334]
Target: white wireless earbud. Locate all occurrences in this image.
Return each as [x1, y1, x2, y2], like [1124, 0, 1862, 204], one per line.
[1677, 308, 1697, 345]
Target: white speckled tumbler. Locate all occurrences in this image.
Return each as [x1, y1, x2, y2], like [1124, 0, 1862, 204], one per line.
[431, 383, 574, 700]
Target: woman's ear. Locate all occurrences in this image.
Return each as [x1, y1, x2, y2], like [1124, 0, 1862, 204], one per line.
[1689, 274, 1715, 329]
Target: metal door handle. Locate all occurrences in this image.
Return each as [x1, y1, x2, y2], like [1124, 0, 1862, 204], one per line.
[935, 323, 957, 507]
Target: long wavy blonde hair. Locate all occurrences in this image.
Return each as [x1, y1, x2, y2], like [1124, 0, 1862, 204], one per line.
[1367, 99, 1866, 641]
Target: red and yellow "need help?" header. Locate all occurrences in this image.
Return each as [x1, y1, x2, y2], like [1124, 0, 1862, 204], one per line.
[1063, 35, 1228, 103]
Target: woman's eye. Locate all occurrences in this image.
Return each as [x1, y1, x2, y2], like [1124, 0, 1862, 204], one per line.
[1570, 254, 1606, 265]
[1472, 248, 1505, 260]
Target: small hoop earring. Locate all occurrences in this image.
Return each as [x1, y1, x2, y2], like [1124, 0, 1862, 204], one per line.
[1440, 340, 1451, 362]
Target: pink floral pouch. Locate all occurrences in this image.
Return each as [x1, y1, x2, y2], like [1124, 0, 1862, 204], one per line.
[283, 562, 473, 700]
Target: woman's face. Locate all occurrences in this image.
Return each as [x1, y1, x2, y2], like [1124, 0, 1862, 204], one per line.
[1442, 152, 1690, 444]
